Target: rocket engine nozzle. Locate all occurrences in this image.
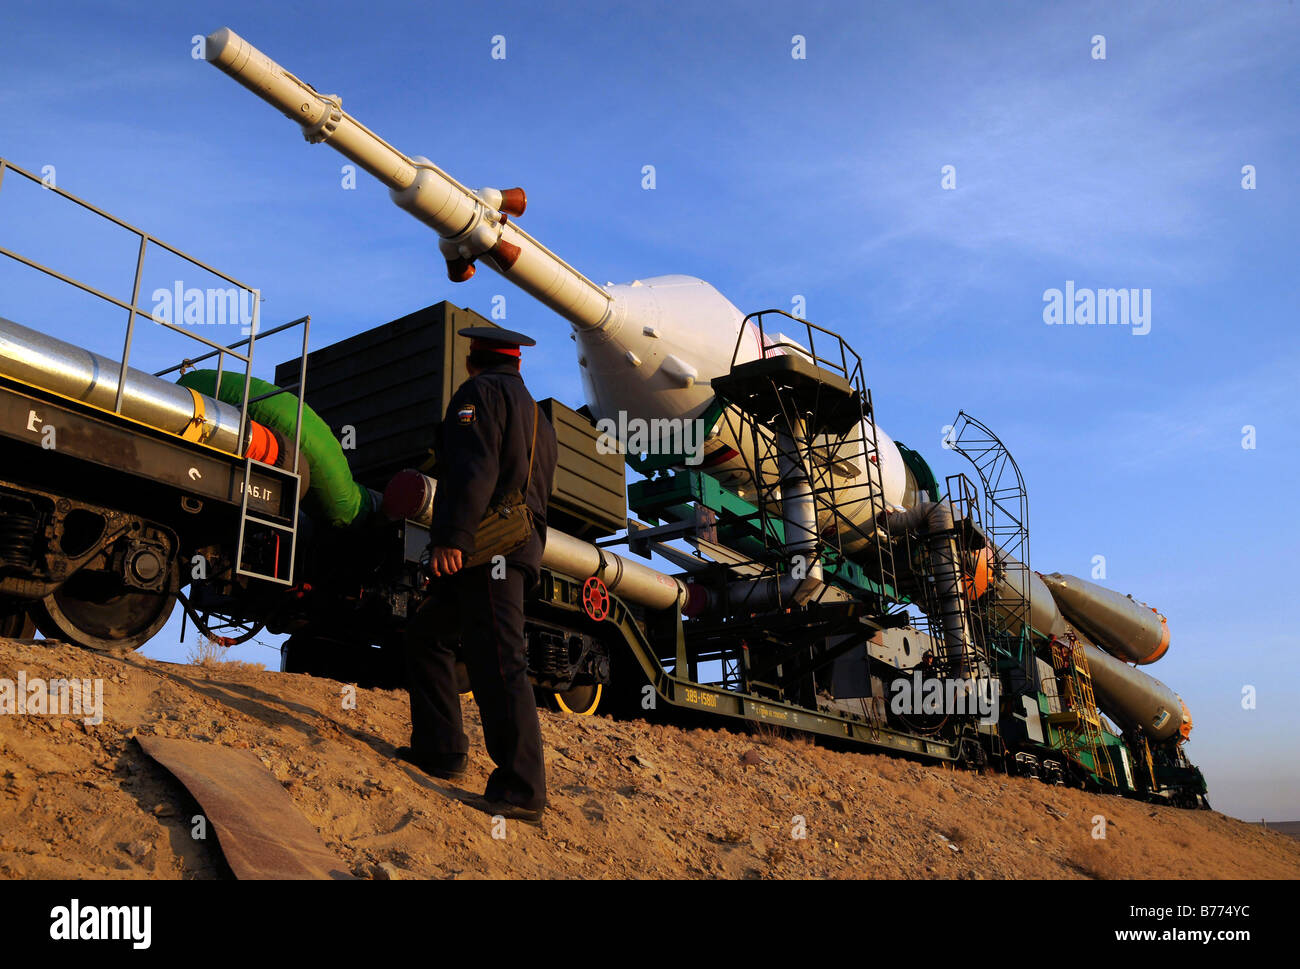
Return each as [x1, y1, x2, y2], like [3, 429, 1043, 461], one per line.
[445, 256, 476, 283]
[478, 186, 527, 217]
[487, 238, 522, 272]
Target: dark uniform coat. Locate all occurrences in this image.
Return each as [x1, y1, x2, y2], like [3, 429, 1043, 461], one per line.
[405, 361, 557, 811]
[428, 363, 558, 583]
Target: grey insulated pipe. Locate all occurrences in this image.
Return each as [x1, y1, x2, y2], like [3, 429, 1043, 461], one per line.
[775, 420, 822, 582]
[0, 315, 245, 453]
[688, 572, 847, 618]
[880, 500, 979, 677]
[381, 470, 689, 613]
[541, 529, 690, 613]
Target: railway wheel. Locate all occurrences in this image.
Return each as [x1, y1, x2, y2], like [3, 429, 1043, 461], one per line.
[0, 605, 37, 639]
[195, 611, 264, 647]
[31, 563, 178, 654]
[547, 682, 604, 716]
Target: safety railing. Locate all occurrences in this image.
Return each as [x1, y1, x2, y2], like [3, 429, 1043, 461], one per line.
[0, 156, 309, 585]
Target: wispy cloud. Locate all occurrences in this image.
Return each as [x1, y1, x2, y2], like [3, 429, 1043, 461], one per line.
[696, 4, 1298, 321]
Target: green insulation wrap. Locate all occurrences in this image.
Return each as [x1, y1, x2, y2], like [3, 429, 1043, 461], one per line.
[178, 370, 367, 527]
[894, 440, 940, 505]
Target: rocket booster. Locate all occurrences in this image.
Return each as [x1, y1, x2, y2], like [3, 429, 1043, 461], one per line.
[1039, 572, 1170, 665]
[980, 552, 1188, 740]
[1080, 635, 1190, 743]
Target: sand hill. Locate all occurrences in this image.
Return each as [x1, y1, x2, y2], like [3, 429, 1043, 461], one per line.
[2, 637, 1297, 880]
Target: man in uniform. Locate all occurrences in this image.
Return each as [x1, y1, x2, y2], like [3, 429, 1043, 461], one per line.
[400, 326, 558, 825]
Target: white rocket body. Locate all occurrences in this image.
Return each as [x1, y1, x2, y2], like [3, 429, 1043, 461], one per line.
[582, 275, 910, 516]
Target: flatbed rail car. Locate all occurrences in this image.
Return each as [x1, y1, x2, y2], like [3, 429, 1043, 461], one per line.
[0, 363, 301, 647]
[272, 309, 1203, 808]
[264, 304, 975, 764]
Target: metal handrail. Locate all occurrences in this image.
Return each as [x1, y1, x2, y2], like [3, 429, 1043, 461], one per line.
[730, 308, 865, 390]
[0, 156, 311, 585]
[0, 156, 259, 428]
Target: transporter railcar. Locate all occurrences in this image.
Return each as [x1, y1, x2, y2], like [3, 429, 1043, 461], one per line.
[0, 158, 1207, 809]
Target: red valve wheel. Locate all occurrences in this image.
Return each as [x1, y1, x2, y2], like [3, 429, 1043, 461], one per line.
[581, 576, 610, 622]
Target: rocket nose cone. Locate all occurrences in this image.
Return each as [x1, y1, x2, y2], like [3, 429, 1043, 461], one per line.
[205, 27, 236, 63]
[1138, 619, 1172, 665]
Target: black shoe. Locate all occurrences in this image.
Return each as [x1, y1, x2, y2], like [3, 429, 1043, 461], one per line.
[465, 794, 545, 827]
[395, 746, 468, 781]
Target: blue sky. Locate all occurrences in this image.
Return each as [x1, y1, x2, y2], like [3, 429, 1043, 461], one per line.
[1, 1, 1297, 820]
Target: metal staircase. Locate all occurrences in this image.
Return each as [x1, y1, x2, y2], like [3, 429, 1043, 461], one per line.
[1130, 730, 1158, 793]
[710, 309, 903, 613]
[1047, 635, 1117, 787]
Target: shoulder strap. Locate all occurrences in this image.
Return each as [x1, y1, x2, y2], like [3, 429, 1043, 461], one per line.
[523, 401, 539, 492]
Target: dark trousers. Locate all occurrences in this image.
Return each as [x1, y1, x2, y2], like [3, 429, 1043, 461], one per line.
[404, 563, 546, 810]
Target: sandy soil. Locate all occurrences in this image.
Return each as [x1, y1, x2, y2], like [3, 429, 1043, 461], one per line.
[2, 636, 1298, 880]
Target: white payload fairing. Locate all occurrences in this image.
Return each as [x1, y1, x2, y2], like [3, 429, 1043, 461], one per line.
[200, 27, 1192, 743]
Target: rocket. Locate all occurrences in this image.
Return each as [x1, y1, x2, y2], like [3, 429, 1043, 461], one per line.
[200, 28, 918, 538]
[200, 27, 1192, 742]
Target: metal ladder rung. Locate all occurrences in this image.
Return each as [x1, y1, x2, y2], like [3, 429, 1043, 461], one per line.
[235, 451, 303, 587]
[242, 513, 295, 532]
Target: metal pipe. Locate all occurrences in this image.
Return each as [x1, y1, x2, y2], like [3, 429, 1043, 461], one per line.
[775, 420, 822, 582]
[881, 500, 979, 676]
[0, 315, 244, 452]
[381, 469, 688, 611]
[541, 529, 689, 612]
[689, 572, 848, 617]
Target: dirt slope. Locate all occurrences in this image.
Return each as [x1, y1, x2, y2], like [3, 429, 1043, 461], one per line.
[2, 637, 1297, 880]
